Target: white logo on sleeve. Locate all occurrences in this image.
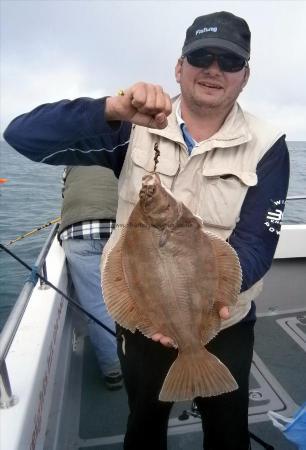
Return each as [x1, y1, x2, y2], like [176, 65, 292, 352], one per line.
[267, 209, 283, 221]
[264, 200, 285, 235]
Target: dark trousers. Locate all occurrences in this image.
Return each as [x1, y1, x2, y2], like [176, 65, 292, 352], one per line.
[117, 320, 255, 450]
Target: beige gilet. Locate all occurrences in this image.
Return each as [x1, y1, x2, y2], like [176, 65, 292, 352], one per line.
[103, 99, 284, 330]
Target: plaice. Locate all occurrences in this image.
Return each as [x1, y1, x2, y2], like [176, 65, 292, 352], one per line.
[103, 173, 242, 401]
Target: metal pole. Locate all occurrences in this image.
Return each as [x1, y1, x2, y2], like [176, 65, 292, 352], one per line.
[286, 195, 306, 200]
[0, 361, 18, 409]
[39, 261, 50, 290]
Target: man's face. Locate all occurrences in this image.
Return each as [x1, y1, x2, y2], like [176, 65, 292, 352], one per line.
[175, 51, 249, 114]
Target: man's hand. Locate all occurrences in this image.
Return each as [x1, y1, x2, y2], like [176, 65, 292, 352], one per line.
[151, 333, 178, 349]
[216, 302, 230, 320]
[151, 303, 231, 348]
[105, 82, 172, 129]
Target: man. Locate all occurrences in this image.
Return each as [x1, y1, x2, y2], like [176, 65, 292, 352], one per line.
[4, 11, 289, 450]
[59, 166, 122, 390]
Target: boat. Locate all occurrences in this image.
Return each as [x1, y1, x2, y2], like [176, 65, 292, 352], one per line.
[0, 199, 306, 450]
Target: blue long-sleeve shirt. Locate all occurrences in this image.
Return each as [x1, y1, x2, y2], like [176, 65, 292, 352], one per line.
[3, 96, 290, 305]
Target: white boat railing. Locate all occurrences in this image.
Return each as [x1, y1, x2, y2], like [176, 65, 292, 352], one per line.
[0, 224, 59, 409]
[287, 195, 306, 200]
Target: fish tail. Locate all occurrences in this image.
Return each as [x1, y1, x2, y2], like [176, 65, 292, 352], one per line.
[159, 349, 238, 402]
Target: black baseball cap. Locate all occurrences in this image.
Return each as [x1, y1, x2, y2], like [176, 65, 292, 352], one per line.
[182, 12, 251, 59]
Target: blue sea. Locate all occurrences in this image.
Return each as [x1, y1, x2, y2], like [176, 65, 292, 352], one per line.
[0, 140, 306, 331]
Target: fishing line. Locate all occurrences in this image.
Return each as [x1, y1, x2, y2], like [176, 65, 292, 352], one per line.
[0, 243, 116, 337]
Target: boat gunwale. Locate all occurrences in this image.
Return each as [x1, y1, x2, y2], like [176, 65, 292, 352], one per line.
[0, 223, 59, 365]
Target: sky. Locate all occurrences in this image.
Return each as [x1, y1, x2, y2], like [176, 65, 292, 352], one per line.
[1, 0, 306, 140]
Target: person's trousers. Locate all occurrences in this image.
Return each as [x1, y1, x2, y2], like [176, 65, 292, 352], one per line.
[117, 319, 255, 450]
[62, 238, 121, 376]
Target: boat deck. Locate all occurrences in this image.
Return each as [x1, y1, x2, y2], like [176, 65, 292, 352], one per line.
[50, 258, 306, 450]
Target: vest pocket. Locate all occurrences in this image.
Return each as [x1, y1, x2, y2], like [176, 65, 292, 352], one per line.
[199, 168, 257, 229]
[119, 146, 180, 205]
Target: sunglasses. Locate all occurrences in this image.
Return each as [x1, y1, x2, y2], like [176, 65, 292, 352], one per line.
[186, 50, 248, 73]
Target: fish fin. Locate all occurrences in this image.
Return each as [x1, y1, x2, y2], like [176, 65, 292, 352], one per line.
[200, 308, 221, 345]
[102, 236, 140, 332]
[206, 231, 242, 306]
[159, 349, 238, 402]
[137, 318, 160, 338]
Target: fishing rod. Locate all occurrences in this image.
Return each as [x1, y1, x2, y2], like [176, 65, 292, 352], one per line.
[5, 217, 61, 246]
[0, 243, 116, 337]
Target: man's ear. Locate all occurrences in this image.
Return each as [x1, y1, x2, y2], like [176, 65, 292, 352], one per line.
[242, 66, 250, 88]
[175, 58, 183, 83]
